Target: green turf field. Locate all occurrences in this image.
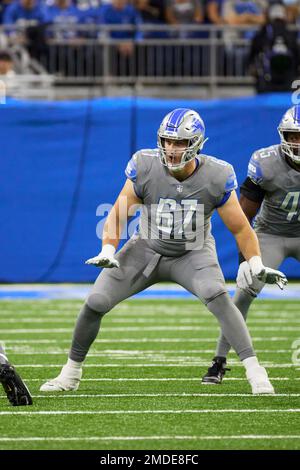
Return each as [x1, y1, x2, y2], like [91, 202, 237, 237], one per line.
[0, 299, 300, 450]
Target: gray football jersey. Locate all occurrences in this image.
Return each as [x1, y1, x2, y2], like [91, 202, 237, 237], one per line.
[247, 144, 300, 237]
[125, 149, 237, 256]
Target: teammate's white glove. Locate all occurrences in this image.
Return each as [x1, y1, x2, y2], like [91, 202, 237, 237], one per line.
[85, 244, 120, 269]
[237, 256, 287, 290]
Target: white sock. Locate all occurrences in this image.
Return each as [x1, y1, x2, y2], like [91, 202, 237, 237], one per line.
[242, 356, 260, 372]
[65, 358, 83, 370]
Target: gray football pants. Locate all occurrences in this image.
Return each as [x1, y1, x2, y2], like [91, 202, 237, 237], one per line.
[69, 235, 255, 363]
[216, 233, 300, 358]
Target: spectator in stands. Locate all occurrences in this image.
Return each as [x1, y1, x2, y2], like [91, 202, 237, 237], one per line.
[0, 0, 13, 24]
[98, 0, 141, 38]
[44, 0, 87, 77]
[205, 0, 226, 24]
[282, 0, 300, 23]
[135, 0, 166, 38]
[165, 0, 203, 37]
[3, 0, 48, 27]
[221, 1, 266, 61]
[248, 2, 299, 92]
[223, 0, 266, 28]
[75, 0, 101, 11]
[0, 50, 16, 98]
[0, 50, 15, 76]
[46, 0, 84, 39]
[135, 0, 165, 24]
[98, 0, 141, 56]
[76, 1, 98, 30]
[216, 1, 267, 79]
[3, 0, 48, 64]
[164, 1, 204, 77]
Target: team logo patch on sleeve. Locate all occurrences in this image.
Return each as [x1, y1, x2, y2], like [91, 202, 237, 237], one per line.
[225, 171, 238, 192]
[248, 154, 263, 184]
[125, 157, 137, 182]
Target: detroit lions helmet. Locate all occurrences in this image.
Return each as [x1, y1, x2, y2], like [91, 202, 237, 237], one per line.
[278, 105, 300, 164]
[157, 108, 207, 171]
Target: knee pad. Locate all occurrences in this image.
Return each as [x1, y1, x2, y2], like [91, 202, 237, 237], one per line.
[200, 280, 227, 305]
[86, 292, 112, 315]
[243, 280, 263, 298]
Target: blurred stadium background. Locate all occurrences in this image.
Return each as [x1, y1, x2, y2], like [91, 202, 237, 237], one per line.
[1, 0, 300, 451]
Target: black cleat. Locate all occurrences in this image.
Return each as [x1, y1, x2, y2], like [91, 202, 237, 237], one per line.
[0, 363, 33, 406]
[201, 356, 230, 385]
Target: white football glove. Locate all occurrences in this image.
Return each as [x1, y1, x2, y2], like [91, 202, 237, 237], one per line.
[85, 244, 120, 269]
[236, 261, 253, 290]
[237, 256, 288, 290]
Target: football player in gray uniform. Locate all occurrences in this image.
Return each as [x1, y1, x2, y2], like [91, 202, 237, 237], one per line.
[40, 108, 287, 395]
[0, 343, 32, 406]
[202, 104, 300, 385]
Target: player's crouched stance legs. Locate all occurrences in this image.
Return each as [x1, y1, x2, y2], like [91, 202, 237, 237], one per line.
[40, 108, 287, 395]
[40, 296, 110, 392]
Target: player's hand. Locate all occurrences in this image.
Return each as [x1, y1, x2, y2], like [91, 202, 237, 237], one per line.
[236, 261, 253, 289]
[85, 244, 120, 269]
[85, 255, 120, 269]
[249, 256, 287, 290]
[255, 267, 287, 290]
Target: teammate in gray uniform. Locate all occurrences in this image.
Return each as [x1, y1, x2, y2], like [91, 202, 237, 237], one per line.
[202, 104, 300, 385]
[40, 108, 287, 395]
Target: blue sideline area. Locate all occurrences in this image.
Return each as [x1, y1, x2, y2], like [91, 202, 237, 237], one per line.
[0, 93, 299, 282]
[0, 284, 299, 300]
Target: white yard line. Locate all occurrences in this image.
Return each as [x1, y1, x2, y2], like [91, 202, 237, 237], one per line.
[4, 349, 292, 355]
[0, 337, 291, 343]
[10, 363, 297, 368]
[1, 326, 300, 333]
[1, 409, 300, 415]
[0, 435, 300, 442]
[1, 318, 300, 324]
[21, 377, 292, 382]
[0, 329, 73, 333]
[1, 393, 299, 399]
[0, 302, 299, 309]
[0, 311, 298, 319]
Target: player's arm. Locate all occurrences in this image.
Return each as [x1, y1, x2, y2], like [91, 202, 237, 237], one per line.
[217, 191, 287, 289]
[102, 179, 142, 249]
[239, 195, 261, 222]
[237, 176, 265, 264]
[217, 190, 261, 261]
[239, 176, 265, 223]
[85, 179, 142, 268]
